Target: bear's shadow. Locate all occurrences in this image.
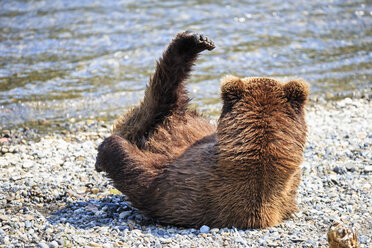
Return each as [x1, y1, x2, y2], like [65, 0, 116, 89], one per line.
[46, 195, 157, 231]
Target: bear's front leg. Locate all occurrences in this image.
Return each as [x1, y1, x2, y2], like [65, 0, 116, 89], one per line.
[171, 31, 215, 55]
[113, 31, 215, 148]
[147, 31, 215, 112]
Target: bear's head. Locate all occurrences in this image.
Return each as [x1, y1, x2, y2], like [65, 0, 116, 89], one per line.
[218, 76, 309, 168]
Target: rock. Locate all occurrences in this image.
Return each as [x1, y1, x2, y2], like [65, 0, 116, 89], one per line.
[328, 175, 339, 185]
[200, 225, 210, 234]
[327, 221, 360, 248]
[88, 241, 102, 247]
[0, 214, 9, 221]
[49, 241, 59, 248]
[24, 215, 34, 221]
[267, 240, 280, 247]
[63, 161, 74, 167]
[91, 188, 100, 194]
[333, 165, 345, 174]
[25, 221, 32, 228]
[76, 186, 87, 194]
[159, 238, 172, 244]
[358, 235, 368, 244]
[325, 92, 334, 99]
[345, 164, 355, 172]
[22, 160, 34, 169]
[364, 165, 372, 173]
[119, 211, 131, 219]
[45, 228, 53, 235]
[37, 242, 49, 248]
[75, 156, 85, 161]
[2, 236, 10, 245]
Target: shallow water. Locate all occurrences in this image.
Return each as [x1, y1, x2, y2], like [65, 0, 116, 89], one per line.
[1, 0, 371, 129]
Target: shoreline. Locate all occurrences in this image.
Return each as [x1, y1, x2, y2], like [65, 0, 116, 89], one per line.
[1, 93, 371, 137]
[0, 97, 371, 247]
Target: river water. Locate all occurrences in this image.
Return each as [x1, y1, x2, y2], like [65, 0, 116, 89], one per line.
[1, 0, 371, 130]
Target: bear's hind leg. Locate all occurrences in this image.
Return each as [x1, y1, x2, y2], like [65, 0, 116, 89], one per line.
[95, 135, 165, 200]
[113, 31, 215, 148]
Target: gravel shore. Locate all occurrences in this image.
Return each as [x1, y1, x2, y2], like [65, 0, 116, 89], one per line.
[0, 97, 371, 248]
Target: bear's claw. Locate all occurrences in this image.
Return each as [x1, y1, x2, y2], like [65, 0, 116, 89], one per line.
[198, 33, 215, 51]
[179, 31, 215, 51]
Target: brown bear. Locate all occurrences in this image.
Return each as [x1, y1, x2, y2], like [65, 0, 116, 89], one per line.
[95, 31, 309, 229]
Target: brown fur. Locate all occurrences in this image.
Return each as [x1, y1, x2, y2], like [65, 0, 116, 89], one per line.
[95, 31, 309, 229]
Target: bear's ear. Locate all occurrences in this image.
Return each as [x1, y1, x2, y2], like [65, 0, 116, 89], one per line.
[283, 79, 309, 111]
[221, 75, 245, 103]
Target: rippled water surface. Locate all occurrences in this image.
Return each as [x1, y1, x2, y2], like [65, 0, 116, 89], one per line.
[1, 0, 371, 129]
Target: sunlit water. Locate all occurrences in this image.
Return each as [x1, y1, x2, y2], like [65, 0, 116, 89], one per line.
[1, 0, 371, 130]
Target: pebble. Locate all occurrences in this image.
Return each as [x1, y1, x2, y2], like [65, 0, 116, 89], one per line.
[359, 235, 368, 244]
[88, 241, 101, 247]
[199, 225, 210, 234]
[25, 221, 32, 228]
[76, 186, 88, 194]
[49, 241, 59, 248]
[119, 211, 131, 219]
[0, 214, 9, 221]
[332, 165, 344, 174]
[0, 98, 370, 247]
[159, 238, 172, 243]
[328, 175, 339, 185]
[37, 242, 49, 248]
[91, 188, 100, 194]
[22, 160, 34, 169]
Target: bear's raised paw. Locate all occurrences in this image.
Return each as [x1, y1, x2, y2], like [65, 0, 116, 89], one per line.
[175, 31, 215, 53]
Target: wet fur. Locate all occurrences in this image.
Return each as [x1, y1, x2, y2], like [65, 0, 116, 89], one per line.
[95, 31, 309, 229]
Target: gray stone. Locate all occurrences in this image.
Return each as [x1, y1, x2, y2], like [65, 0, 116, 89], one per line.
[25, 221, 32, 228]
[358, 235, 368, 244]
[22, 161, 34, 169]
[332, 166, 345, 174]
[199, 225, 210, 234]
[37, 242, 49, 248]
[48, 241, 59, 248]
[328, 175, 339, 185]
